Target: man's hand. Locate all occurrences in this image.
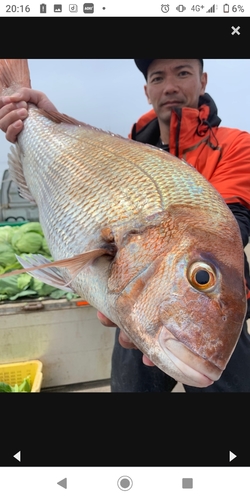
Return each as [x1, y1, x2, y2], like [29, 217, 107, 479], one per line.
[97, 311, 155, 366]
[0, 88, 58, 143]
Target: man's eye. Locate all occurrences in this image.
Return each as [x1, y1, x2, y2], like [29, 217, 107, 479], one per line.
[151, 76, 162, 83]
[179, 71, 190, 77]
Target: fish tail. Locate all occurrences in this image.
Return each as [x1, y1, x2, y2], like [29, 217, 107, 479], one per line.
[0, 59, 31, 96]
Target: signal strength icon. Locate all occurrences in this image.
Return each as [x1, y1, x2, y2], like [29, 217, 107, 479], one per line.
[206, 4, 216, 12]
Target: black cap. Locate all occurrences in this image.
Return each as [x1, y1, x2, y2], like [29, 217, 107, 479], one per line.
[134, 59, 204, 79]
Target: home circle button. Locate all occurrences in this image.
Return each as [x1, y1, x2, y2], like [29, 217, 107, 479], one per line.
[117, 476, 133, 491]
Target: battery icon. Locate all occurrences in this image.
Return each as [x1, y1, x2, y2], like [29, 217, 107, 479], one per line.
[223, 3, 229, 12]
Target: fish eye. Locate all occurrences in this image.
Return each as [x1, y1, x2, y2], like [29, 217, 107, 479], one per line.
[187, 262, 216, 291]
[195, 270, 210, 284]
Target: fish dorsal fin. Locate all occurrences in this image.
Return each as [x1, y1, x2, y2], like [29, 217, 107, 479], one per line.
[37, 109, 127, 140]
[37, 108, 88, 126]
[8, 144, 36, 203]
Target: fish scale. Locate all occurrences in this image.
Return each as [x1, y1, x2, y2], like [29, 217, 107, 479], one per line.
[0, 59, 247, 388]
[23, 110, 225, 236]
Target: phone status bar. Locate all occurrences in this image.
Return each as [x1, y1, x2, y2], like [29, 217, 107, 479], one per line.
[0, 2, 249, 16]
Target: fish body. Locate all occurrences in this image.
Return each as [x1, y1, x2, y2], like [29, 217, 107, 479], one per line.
[0, 59, 247, 387]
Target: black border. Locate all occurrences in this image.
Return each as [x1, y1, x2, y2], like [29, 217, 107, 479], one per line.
[0, 17, 249, 58]
[1, 393, 248, 466]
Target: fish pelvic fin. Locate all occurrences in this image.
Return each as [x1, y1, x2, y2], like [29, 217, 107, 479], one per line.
[8, 144, 36, 203]
[0, 59, 31, 96]
[0, 247, 116, 288]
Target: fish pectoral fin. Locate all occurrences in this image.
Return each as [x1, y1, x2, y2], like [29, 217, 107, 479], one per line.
[16, 254, 74, 291]
[51, 247, 115, 286]
[0, 247, 115, 288]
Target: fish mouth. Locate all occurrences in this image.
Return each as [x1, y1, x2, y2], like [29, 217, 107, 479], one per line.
[159, 326, 222, 387]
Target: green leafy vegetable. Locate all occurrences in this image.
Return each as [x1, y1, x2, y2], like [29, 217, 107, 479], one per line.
[41, 238, 50, 254]
[0, 226, 17, 244]
[17, 273, 32, 290]
[9, 290, 37, 301]
[49, 289, 79, 301]
[31, 277, 59, 297]
[0, 222, 80, 302]
[0, 382, 12, 392]
[0, 376, 31, 392]
[17, 222, 43, 235]
[0, 242, 17, 266]
[0, 275, 20, 298]
[12, 231, 43, 253]
[1, 261, 22, 273]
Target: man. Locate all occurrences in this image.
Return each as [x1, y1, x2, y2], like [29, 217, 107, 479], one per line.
[99, 59, 250, 392]
[1, 59, 250, 392]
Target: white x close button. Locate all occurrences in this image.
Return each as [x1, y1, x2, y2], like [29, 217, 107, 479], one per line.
[231, 26, 241, 35]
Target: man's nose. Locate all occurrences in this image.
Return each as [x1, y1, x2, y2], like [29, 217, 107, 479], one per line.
[162, 78, 179, 94]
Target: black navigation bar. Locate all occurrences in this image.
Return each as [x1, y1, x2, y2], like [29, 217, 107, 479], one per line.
[0, 395, 248, 467]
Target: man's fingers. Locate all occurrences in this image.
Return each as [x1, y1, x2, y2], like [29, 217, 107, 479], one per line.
[0, 89, 57, 144]
[15, 101, 28, 109]
[0, 107, 27, 128]
[96, 311, 138, 349]
[96, 311, 117, 327]
[118, 333, 155, 367]
[0, 106, 28, 142]
[5, 120, 24, 144]
[142, 354, 155, 366]
[5, 120, 24, 143]
[0, 98, 28, 142]
[0, 103, 28, 132]
[118, 330, 138, 350]
[0, 100, 27, 117]
[8, 89, 44, 105]
[9, 89, 58, 113]
[119, 332, 155, 365]
[96, 310, 155, 365]
[0, 96, 12, 107]
[0, 89, 58, 115]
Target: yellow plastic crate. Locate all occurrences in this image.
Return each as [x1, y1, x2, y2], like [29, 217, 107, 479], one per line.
[0, 360, 43, 392]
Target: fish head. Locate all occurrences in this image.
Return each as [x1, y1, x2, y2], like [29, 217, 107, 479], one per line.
[108, 208, 247, 388]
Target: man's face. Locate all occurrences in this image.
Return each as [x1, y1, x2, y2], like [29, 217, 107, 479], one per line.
[144, 59, 207, 125]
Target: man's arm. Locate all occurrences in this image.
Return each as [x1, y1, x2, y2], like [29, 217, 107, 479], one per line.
[208, 131, 250, 212]
[227, 203, 250, 247]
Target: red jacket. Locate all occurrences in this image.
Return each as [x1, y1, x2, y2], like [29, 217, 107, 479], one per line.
[129, 95, 250, 210]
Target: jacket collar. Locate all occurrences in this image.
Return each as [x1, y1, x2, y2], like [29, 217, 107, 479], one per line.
[131, 93, 221, 146]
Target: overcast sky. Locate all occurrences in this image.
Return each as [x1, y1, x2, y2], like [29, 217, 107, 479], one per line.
[0, 59, 249, 179]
